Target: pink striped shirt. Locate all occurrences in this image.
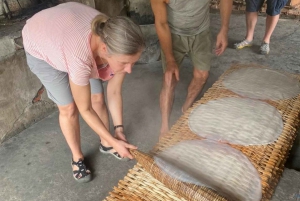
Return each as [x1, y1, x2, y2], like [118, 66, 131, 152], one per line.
[22, 2, 113, 85]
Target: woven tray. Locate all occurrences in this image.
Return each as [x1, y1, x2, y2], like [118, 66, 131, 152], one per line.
[105, 64, 300, 201]
[104, 163, 187, 201]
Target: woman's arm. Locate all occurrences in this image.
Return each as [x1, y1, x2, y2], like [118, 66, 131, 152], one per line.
[69, 79, 136, 158]
[107, 73, 126, 141]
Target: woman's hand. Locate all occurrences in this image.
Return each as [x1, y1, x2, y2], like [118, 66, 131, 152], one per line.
[115, 130, 127, 141]
[112, 139, 137, 159]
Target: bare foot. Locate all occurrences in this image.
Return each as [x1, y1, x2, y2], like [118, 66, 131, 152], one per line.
[182, 103, 191, 114]
[159, 127, 169, 140]
[160, 127, 169, 134]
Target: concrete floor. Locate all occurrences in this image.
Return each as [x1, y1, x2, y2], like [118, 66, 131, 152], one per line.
[1, 13, 300, 201]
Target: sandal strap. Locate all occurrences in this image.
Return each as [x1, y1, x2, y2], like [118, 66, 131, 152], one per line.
[99, 143, 114, 152]
[99, 142, 122, 159]
[72, 159, 90, 179]
[113, 152, 121, 158]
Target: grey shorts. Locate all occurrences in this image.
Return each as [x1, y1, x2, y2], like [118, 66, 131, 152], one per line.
[25, 52, 103, 106]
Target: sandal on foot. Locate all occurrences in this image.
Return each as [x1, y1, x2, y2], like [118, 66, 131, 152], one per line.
[99, 142, 128, 161]
[71, 158, 92, 183]
[234, 39, 253, 49]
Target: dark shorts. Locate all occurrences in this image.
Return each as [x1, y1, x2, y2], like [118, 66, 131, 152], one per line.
[246, 0, 288, 16]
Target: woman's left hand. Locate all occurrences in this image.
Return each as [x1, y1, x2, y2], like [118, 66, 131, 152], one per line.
[115, 130, 127, 142]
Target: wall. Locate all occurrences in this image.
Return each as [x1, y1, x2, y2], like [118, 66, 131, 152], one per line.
[94, 0, 126, 17]
[128, 0, 154, 25]
[0, 0, 3, 17]
[0, 50, 56, 143]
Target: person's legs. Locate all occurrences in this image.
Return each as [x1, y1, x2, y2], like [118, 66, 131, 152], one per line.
[245, 11, 258, 42]
[263, 0, 288, 43]
[57, 102, 91, 181]
[184, 29, 212, 112]
[245, 0, 265, 40]
[235, 0, 264, 49]
[234, 12, 257, 49]
[89, 79, 124, 159]
[91, 93, 122, 155]
[260, 0, 287, 54]
[89, 80, 111, 143]
[58, 103, 83, 161]
[263, 14, 279, 43]
[259, 14, 279, 54]
[159, 34, 186, 137]
[182, 69, 209, 113]
[89, 79, 109, 128]
[160, 75, 178, 137]
[26, 52, 90, 181]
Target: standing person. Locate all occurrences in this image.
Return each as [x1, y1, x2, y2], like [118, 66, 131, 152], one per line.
[234, 0, 288, 54]
[22, 2, 145, 183]
[151, 0, 232, 137]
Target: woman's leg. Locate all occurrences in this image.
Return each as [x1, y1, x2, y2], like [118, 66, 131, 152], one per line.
[26, 52, 83, 158]
[26, 52, 90, 181]
[57, 102, 83, 161]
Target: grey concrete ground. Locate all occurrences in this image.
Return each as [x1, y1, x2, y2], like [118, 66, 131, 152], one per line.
[1, 13, 300, 201]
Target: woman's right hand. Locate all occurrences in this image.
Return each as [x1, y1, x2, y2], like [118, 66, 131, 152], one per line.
[112, 139, 137, 159]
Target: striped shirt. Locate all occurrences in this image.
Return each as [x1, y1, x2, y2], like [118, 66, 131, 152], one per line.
[22, 2, 113, 85]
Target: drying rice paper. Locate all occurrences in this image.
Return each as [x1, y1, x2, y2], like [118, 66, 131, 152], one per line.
[188, 97, 283, 145]
[222, 67, 300, 100]
[154, 140, 262, 201]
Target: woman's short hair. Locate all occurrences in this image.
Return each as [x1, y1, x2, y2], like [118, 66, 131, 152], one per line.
[91, 14, 145, 55]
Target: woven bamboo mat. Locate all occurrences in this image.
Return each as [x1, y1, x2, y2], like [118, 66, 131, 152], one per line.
[105, 64, 300, 201]
[104, 163, 187, 201]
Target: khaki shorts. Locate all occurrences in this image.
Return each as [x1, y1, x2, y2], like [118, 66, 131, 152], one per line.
[161, 29, 212, 72]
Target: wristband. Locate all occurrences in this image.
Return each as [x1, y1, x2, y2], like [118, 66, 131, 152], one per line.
[114, 125, 124, 130]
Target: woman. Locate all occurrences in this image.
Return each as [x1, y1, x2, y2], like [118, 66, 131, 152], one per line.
[22, 2, 145, 183]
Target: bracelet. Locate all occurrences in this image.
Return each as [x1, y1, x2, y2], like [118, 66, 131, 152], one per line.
[114, 125, 124, 130]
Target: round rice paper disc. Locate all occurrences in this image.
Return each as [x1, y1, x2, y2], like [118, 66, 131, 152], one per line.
[188, 97, 283, 145]
[154, 140, 262, 201]
[222, 67, 300, 100]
